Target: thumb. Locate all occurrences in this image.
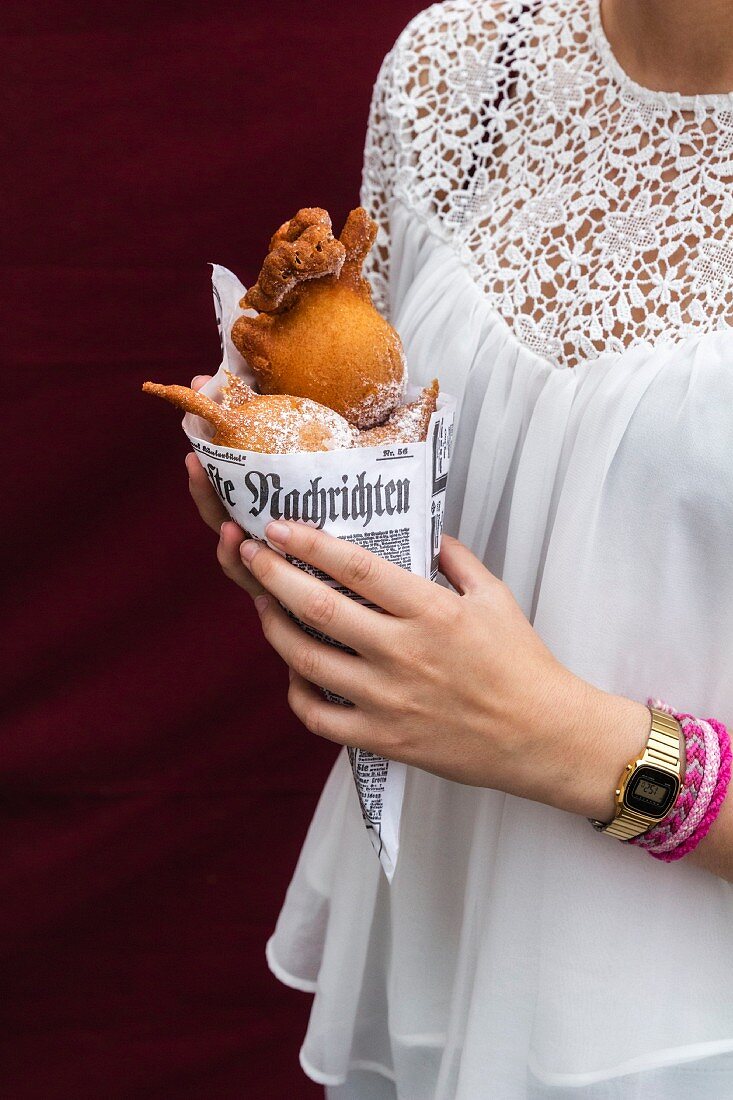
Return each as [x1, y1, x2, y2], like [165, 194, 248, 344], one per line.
[438, 535, 493, 595]
[191, 374, 212, 391]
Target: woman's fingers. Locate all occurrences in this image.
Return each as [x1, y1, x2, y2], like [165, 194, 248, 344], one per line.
[187, 373, 259, 599]
[287, 671, 371, 747]
[438, 535, 492, 595]
[186, 377, 227, 531]
[186, 451, 228, 533]
[263, 520, 428, 618]
[256, 601, 371, 705]
[241, 539, 390, 654]
[217, 521, 265, 597]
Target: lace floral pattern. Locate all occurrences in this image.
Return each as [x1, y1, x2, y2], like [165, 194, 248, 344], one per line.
[360, 0, 733, 368]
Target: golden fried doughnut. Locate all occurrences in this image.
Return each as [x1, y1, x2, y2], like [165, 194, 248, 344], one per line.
[231, 207, 406, 429]
[142, 377, 359, 454]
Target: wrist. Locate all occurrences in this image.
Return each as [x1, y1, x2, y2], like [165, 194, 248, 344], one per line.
[581, 692, 654, 822]
[536, 679, 652, 821]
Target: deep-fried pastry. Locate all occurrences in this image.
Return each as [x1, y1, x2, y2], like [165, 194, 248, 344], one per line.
[142, 378, 359, 454]
[360, 381, 439, 447]
[143, 372, 439, 453]
[231, 207, 406, 429]
[219, 370, 255, 409]
[242, 208, 346, 314]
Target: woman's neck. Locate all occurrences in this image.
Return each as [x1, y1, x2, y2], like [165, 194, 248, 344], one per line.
[601, 0, 733, 95]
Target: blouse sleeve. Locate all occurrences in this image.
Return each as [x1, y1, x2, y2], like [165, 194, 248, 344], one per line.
[359, 46, 400, 322]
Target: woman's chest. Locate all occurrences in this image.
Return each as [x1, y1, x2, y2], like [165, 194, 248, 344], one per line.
[438, 112, 731, 370]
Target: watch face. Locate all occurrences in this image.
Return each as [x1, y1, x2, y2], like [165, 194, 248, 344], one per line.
[624, 766, 679, 819]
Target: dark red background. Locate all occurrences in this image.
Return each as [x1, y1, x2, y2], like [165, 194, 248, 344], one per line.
[2, 2, 423, 1095]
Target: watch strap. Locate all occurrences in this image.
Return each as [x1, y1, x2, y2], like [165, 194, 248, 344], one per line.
[590, 707, 682, 839]
[600, 805, 655, 840]
[643, 708, 682, 772]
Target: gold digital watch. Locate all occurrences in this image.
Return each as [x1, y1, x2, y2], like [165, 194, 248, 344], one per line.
[589, 706, 683, 839]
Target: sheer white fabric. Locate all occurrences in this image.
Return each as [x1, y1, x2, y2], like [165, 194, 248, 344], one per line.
[268, 2, 733, 1096]
[362, 0, 733, 369]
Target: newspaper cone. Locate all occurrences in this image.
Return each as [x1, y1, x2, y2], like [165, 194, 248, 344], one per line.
[182, 266, 455, 881]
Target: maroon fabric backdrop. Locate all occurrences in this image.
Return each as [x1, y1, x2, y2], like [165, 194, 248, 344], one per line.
[2, 2, 424, 1095]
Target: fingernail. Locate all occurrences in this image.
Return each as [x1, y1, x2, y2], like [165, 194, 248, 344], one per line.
[219, 522, 227, 538]
[240, 540, 260, 563]
[254, 595, 269, 615]
[191, 374, 205, 387]
[266, 521, 290, 545]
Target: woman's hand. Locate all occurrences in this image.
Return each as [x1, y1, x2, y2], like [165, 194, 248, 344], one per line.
[222, 518, 649, 820]
[183, 374, 648, 819]
[184, 374, 265, 601]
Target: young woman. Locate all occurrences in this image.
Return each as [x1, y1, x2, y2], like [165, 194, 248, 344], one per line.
[186, 1, 733, 1095]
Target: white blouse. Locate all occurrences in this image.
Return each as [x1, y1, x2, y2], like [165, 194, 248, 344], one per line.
[266, 1, 733, 1096]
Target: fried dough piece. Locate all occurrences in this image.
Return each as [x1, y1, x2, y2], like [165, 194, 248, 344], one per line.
[142, 379, 359, 454]
[219, 369, 255, 409]
[231, 207, 406, 429]
[359, 380, 439, 447]
[243, 208, 346, 314]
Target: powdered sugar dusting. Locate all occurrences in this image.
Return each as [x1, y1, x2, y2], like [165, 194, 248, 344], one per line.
[359, 381, 439, 447]
[250, 396, 359, 454]
[345, 359, 407, 428]
[386, 402, 422, 440]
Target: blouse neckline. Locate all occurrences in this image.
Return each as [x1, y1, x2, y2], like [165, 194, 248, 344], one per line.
[590, 0, 733, 111]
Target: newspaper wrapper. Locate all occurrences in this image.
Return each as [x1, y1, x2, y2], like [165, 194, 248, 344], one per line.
[182, 266, 455, 881]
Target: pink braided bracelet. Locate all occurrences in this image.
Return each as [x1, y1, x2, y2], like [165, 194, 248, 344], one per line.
[628, 699, 732, 862]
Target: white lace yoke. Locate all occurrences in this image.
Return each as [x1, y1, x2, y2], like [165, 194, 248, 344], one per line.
[361, 0, 733, 368]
